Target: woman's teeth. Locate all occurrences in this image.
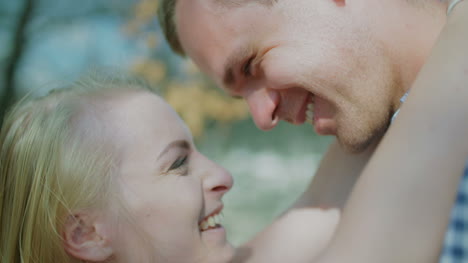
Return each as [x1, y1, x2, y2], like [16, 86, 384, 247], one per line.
[199, 213, 224, 231]
[306, 102, 314, 124]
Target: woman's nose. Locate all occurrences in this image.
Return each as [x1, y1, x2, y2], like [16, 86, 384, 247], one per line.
[208, 166, 233, 196]
[200, 156, 234, 197]
[244, 88, 279, 131]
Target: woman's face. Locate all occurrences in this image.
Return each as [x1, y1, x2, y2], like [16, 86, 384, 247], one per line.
[102, 90, 234, 263]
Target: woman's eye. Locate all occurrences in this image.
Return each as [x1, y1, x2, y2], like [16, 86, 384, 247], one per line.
[168, 155, 188, 171]
[242, 57, 254, 77]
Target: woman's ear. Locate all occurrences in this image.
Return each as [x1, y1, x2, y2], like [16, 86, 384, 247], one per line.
[63, 213, 114, 261]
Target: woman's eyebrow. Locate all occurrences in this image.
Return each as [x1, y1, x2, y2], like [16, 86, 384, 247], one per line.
[157, 140, 190, 160]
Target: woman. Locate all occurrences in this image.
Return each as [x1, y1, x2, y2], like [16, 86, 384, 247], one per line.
[0, 76, 237, 262]
[1, 2, 468, 262]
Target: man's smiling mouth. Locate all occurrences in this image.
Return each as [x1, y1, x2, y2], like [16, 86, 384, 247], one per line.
[305, 93, 315, 125]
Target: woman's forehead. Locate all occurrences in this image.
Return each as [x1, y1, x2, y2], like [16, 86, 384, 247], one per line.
[88, 91, 187, 146]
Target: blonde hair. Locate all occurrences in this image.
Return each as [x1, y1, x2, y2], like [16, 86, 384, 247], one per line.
[0, 73, 151, 263]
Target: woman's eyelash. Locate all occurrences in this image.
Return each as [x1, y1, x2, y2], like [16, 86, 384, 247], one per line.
[168, 155, 188, 171]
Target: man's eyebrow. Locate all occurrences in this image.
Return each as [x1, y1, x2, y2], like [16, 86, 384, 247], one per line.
[157, 140, 190, 160]
[223, 45, 253, 87]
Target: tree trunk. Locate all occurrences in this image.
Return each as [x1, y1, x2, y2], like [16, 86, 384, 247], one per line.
[0, 0, 35, 125]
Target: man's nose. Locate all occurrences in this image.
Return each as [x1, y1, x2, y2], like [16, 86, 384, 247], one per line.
[244, 88, 280, 131]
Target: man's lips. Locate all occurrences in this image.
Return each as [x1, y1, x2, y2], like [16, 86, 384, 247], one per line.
[312, 95, 337, 135]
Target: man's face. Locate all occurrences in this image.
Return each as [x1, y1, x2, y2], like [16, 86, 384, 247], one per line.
[176, 0, 421, 152]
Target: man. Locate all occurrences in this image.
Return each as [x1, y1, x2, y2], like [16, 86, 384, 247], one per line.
[157, 0, 468, 262]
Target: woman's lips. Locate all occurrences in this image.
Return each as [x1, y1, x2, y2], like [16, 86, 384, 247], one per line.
[199, 213, 224, 231]
[199, 205, 224, 231]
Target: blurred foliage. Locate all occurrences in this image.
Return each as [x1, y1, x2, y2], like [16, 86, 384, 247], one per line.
[0, 0, 140, 123]
[125, 0, 249, 137]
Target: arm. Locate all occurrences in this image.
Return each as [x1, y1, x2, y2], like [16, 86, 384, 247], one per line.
[234, 140, 377, 263]
[320, 2, 468, 262]
[293, 140, 377, 210]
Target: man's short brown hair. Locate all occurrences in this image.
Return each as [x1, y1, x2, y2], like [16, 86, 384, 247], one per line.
[158, 0, 185, 56]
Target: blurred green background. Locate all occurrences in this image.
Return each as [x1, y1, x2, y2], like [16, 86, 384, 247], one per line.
[0, 0, 331, 246]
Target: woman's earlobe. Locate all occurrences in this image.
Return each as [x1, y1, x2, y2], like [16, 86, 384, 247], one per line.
[63, 213, 113, 261]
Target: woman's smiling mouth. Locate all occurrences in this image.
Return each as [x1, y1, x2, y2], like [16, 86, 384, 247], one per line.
[199, 213, 224, 231]
[199, 205, 224, 231]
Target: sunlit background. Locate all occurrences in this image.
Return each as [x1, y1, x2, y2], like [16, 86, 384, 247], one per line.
[0, 0, 331, 246]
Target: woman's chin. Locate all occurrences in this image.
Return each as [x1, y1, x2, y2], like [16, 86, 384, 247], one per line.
[201, 224, 228, 244]
[211, 244, 236, 263]
[201, 234, 235, 263]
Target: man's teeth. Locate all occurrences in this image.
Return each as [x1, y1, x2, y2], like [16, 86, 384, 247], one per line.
[306, 102, 314, 124]
[199, 213, 224, 231]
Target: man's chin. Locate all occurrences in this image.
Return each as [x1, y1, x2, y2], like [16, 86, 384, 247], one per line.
[336, 128, 386, 154]
[337, 139, 370, 154]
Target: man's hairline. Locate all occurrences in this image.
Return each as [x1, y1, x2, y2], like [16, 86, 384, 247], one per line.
[172, 0, 278, 56]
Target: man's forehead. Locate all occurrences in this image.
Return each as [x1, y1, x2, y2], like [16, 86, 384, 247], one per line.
[176, 0, 238, 76]
[176, 0, 275, 86]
